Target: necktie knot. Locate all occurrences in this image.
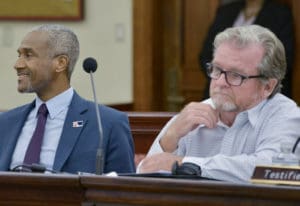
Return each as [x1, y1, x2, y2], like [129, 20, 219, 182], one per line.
[38, 104, 48, 116]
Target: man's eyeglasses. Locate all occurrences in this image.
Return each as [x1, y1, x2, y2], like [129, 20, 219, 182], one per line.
[206, 63, 266, 86]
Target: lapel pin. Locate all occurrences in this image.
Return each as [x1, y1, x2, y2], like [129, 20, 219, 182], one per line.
[72, 120, 83, 128]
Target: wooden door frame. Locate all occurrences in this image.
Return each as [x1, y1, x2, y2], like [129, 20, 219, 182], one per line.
[133, 0, 163, 111]
[133, 0, 184, 111]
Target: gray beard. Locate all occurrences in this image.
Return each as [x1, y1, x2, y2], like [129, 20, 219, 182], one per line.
[212, 96, 238, 112]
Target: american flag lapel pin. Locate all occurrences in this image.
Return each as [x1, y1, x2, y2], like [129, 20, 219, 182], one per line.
[72, 120, 83, 128]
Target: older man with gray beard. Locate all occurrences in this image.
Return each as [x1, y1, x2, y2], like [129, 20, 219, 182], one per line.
[138, 25, 300, 183]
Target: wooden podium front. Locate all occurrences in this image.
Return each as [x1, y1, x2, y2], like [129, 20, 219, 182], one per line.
[1, 172, 300, 206]
[81, 175, 300, 206]
[0, 172, 83, 205]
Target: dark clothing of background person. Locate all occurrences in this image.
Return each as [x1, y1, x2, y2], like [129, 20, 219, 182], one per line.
[199, 0, 294, 99]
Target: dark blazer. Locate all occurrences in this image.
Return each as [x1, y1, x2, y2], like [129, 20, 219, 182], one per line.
[0, 91, 135, 174]
[200, 0, 294, 98]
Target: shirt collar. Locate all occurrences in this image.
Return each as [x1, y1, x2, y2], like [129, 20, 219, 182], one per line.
[35, 88, 74, 119]
[238, 99, 268, 127]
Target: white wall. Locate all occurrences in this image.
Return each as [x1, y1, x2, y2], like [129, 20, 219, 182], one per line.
[0, 0, 132, 110]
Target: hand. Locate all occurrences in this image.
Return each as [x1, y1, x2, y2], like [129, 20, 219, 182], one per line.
[134, 153, 146, 166]
[160, 102, 218, 152]
[138, 152, 183, 173]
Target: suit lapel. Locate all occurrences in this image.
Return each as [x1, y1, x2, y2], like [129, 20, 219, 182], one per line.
[0, 103, 34, 170]
[53, 92, 88, 171]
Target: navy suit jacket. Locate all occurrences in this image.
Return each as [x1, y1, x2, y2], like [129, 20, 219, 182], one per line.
[0, 92, 135, 174]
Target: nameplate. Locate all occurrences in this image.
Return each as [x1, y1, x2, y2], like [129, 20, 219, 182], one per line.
[251, 165, 300, 185]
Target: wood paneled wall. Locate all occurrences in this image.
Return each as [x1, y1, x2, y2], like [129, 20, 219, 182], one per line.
[133, 0, 164, 111]
[291, 0, 300, 103]
[182, 0, 218, 104]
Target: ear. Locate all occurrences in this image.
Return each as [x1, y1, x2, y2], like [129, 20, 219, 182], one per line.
[55, 55, 69, 73]
[262, 78, 278, 98]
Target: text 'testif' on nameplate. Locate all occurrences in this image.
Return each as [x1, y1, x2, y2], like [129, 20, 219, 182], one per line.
[251, 165, 300, 186]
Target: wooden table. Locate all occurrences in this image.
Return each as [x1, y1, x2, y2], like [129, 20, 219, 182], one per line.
[81, 175, 300, 206]
[1, 171, 300, 206]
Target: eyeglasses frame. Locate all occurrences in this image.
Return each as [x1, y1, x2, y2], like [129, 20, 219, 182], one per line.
[206, 63, 266, 86]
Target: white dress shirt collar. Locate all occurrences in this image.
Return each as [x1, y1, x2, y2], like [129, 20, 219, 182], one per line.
[35, 88, 74, 119]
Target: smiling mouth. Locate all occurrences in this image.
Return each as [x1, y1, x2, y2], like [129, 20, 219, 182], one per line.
[17, 69, 32, 79]
[17, 72, 30, 76]
[17, 71, 31, 82]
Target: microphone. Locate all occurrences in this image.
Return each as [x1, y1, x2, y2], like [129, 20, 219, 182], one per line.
[171, 161, 202, 177]
[83, 57, 98, 73]
[83, 57, 104, 175]
[292, 137, 300, 153]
